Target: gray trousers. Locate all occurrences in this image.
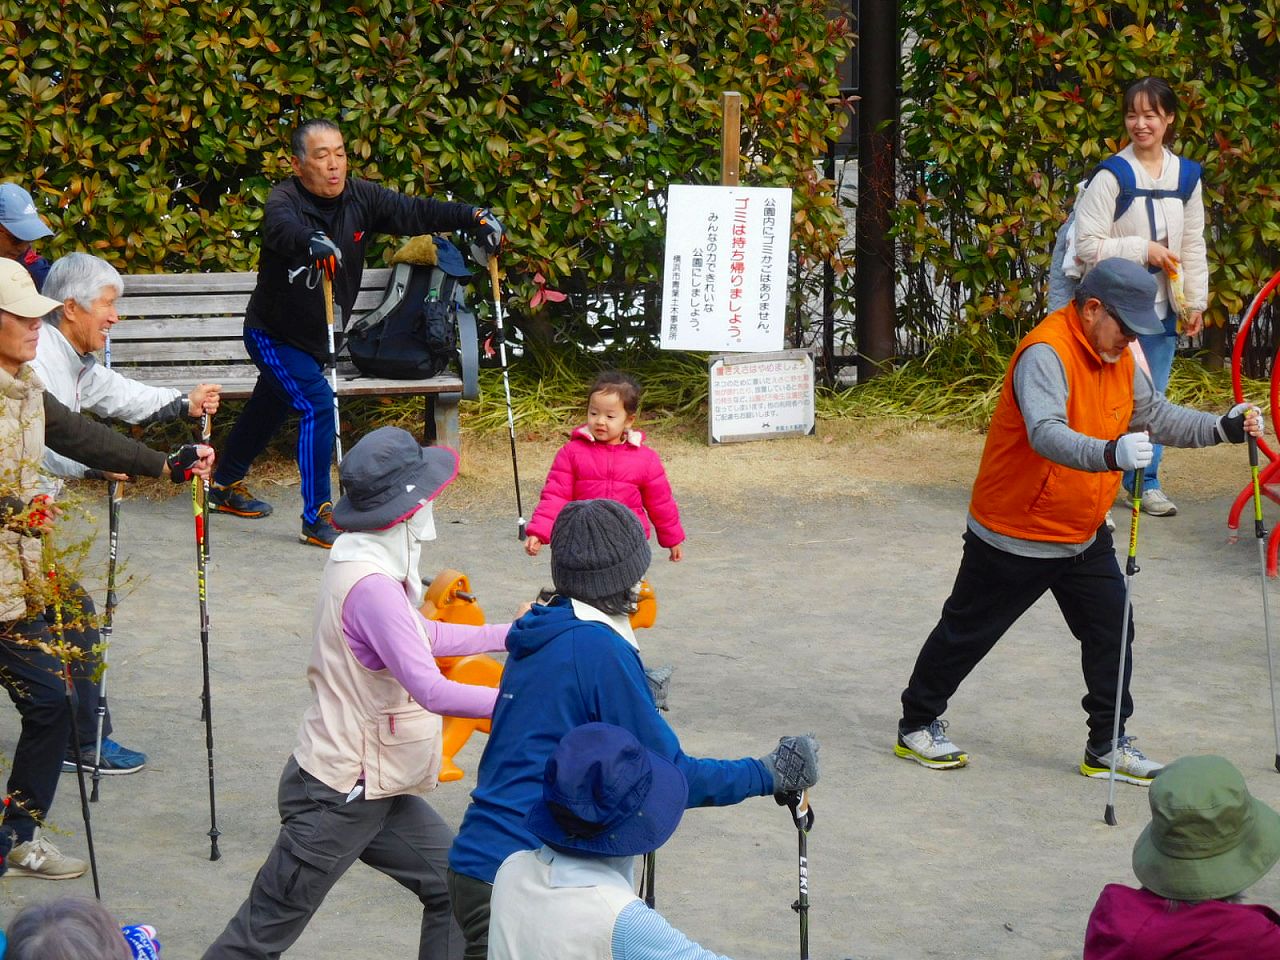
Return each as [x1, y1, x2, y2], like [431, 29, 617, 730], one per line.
[203, 757, 462, 960]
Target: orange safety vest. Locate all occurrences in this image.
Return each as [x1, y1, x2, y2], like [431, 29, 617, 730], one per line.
[969, 305, 1133, 543]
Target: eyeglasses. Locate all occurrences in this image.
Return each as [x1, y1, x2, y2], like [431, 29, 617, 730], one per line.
[1101, 303, 1138, 339]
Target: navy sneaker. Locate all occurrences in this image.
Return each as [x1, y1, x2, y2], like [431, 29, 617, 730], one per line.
[63, 737, 146, 775]
[209, 480, 274, 518]
[300, 502, 339, 549]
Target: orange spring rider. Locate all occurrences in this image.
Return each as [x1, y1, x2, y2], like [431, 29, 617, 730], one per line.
[424, 570, 658, 781]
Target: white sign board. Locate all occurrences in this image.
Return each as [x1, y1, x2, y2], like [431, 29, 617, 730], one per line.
[660, 184, 792, 353]
[707, 350, 815, 444]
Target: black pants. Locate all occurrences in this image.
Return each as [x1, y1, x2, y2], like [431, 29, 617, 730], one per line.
[900, 526, 1133, 745]
[0, 616, 76, 843]
[446, 869, 493, 960]
[50, 581, 112, 748]
[204, 757, 463, 960]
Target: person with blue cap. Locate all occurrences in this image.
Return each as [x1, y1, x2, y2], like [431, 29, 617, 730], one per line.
[894, 258, 1263, 785]
[204, 427, 516, 960]
[489, 723, 737, 960]
[0, 183, 53, 290]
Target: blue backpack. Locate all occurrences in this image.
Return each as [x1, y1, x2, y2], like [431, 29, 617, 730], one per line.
[1046, 154, 1201, 311]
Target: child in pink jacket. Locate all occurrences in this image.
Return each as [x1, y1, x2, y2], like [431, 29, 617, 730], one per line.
[524, 371, 685, 561]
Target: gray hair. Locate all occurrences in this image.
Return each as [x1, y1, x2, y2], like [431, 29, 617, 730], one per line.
[291, 118, 342, 159]
[5, 896, 131, 960]
[42, 252, 123, 325]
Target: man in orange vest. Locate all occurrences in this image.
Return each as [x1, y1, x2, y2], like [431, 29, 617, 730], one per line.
[894, 258, 1262, 785]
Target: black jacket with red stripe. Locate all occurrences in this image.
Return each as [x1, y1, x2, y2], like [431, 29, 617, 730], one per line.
[246, 176, 477, 360]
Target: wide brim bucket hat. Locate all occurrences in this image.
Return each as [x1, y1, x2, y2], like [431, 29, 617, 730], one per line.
[331, 426, 458, 531]
[1132, 754, 1280, 901]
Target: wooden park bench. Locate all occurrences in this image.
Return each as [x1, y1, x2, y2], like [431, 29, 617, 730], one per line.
[112, 268, 479, 450]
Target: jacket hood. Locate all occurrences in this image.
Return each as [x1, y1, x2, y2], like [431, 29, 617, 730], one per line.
[505, 597, 583, 661]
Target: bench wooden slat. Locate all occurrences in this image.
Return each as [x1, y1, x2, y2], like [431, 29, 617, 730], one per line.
[111, 340, 252, 363]
[109, 317, 247, 339]
[121, 269, 391, 296]
[114, 365, 464, 400]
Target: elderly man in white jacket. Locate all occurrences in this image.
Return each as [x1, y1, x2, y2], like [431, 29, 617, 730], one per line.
[32, 252, 220, 496]
[30, 251, 220, 776]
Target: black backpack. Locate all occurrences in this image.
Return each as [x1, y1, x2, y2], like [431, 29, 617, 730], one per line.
[346, 236, 474, 381]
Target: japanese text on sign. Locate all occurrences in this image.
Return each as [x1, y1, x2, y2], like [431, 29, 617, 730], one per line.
[707, 350, 815, 444]
[661, 185, 792, 352]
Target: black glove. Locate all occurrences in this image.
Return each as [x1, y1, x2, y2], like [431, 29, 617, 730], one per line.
[308, 231, 343, 277]
[472, 207, 505, 256]
[761, 734, 820, 795]
[166, 444, 203, 483]
[1216, 402, 1261, 444]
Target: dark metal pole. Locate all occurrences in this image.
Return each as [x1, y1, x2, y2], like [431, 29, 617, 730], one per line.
[855, 0, 898, 382]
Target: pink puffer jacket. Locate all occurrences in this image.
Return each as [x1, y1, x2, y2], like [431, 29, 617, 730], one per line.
[525, 427, 685, 548]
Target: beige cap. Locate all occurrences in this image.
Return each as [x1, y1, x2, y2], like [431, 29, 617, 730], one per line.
[0, 258, 62, 318]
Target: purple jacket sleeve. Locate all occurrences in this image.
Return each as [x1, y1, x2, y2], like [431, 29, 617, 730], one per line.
[638, 450, 684, 548]
[526, 441, 578, 543]
[341, 575, 502, 719]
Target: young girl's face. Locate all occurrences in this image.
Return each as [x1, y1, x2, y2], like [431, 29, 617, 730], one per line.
[1124, 93, 1174, 152]
[587, 389, 635, 444]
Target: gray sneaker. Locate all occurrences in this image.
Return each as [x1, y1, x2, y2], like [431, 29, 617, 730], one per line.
[1080, 736, 1163, 786]
[1140, 489, 1177, 517]
[6, 830, 88, 880]
[894, 719, 969, 769]
[1104, 510, 1116, 531]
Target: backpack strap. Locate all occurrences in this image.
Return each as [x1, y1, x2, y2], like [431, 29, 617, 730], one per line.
[1174, 157, 1202, 202]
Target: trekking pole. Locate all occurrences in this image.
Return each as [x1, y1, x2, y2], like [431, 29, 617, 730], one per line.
[1104, 473, 1143, 826]
[191, 445, 221, 861]
[321, 267, 345, 490]
[778, 791, 814, 960]
[486, 257, 526, 539]
[91, 478, 123, 802]
[1249, 431, 1280, 772]
[46, 546, 102, 898]
[642, 851, 656, 908]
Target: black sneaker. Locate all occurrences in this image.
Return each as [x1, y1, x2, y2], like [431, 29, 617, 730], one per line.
[209, 480, 273, 518]
[300, 502, 339, 549]
[62, 737, 146, 775]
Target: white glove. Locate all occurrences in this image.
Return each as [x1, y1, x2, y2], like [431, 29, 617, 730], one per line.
[1113, 432, 1153, 471]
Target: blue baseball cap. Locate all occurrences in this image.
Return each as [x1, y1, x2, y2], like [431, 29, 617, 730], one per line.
[526, 723, 688, 857]
[1079, 258, 1163, 336]
[0, 183, 53, 242]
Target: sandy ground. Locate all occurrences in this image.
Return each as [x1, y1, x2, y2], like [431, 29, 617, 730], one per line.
[2, 419, 1279, 959]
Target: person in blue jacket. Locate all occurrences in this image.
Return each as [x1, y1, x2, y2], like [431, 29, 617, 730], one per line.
[446, 498, 820, 960]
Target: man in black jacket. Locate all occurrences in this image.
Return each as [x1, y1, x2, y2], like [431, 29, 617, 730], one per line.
[0, 260, 214, 879]
[209, 118, 505, 547]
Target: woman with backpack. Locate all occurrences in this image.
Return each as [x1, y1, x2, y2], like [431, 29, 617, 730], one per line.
[1072, 76, 1208, 519]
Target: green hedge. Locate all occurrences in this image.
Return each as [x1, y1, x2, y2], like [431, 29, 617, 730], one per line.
[2, 2, 852, 351]
[898, 0, 1280, 337]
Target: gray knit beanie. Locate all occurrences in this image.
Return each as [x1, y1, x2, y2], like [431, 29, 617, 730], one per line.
[550, 500, 652, 601]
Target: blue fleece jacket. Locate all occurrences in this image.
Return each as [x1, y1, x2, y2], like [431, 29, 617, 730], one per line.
[448, 597, 772, 884]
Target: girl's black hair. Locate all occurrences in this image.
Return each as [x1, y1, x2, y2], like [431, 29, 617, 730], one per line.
[1124, 78, 1179, 144]
[589, 370, 643, 416]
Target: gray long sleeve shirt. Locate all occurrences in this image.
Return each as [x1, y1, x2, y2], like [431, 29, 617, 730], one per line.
[968, 344, 1222, 558]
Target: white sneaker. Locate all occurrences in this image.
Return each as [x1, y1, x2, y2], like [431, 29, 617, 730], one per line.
[894, 720, 969, 769]
[1104, 510, 1116, 531]
[6, 830, 88, 880]
[1140, 489, 1177, 517]
[1080, 736, 1163, 786]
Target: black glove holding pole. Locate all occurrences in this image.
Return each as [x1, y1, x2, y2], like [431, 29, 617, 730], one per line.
[308, 231, 342, 277]
[469, 207, 505, 265]
[1217, 402, 1265, 444]
[762, 734, 820, 796]
[166, 444, 211, 483]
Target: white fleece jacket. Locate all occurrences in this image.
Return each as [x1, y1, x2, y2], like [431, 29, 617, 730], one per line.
[30, 322, 184, 493]
[1072, 145, 1208, 314]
